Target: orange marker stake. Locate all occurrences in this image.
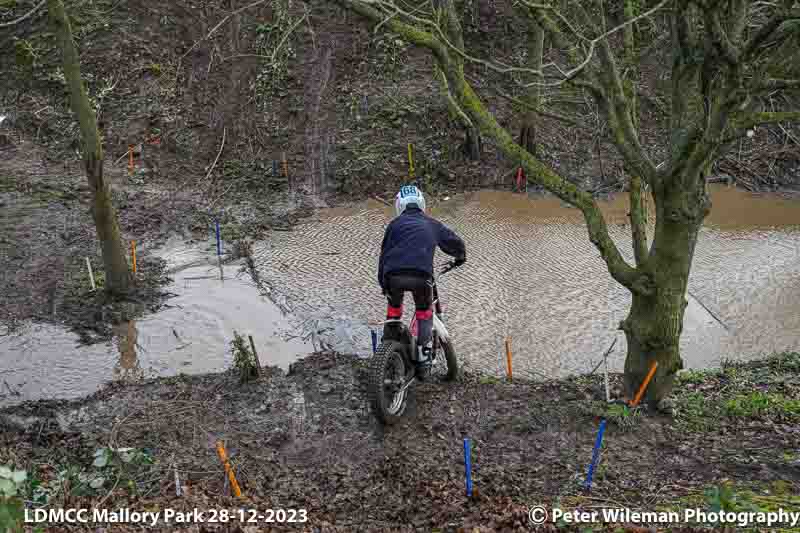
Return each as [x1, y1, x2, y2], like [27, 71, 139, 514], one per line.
[131, 240, 137, 274]
[505, 337, 513, 382]
[215, 441, 243, 498]
[128, 144, 134, 173]
[629, 361, 659, 408]
[282, 151, 288, 178]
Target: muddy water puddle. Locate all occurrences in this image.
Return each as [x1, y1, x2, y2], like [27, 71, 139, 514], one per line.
[251, 186, 800, 379]
[3, 186, 799, 406]
[0, 239, 308, 407]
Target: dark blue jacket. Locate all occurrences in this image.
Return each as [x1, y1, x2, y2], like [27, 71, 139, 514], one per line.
[378, 207, 466, 289]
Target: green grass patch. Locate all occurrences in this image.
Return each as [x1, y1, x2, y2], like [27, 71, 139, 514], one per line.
[584, 401, 641, 431]
[662, 482, 800, 532]
[724, 391, 800, 419]
[671, 352, 800, 431]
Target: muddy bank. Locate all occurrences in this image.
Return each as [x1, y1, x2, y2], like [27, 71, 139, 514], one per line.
[0, 137, 311, 346]
[2, 351, 799, 531]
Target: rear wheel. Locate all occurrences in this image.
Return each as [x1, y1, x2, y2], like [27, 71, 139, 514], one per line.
[430, 336, 458, 382]
[368, 340, 412, 425]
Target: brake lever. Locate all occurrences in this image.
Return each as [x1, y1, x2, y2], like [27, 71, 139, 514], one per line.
[440, 261, 456, 274]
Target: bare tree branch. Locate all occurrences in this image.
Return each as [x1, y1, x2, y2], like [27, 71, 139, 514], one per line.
[573, 3, 659, 186]
[494, 88, 580, 127]
[358, 0, 667, 87]
[742, 0, 799, 59]
[707, 8, 741, 65]
[181, 0, 268, 59]
[334, 0, 642, 290]
[730, 0, 749, 43]
[0, 0, 46, 28]
[753, 78, 800, 92]
[732, 111, 800, 130]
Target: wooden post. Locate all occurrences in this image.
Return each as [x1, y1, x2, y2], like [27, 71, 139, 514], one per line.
[85, 257, 96, 291]
[174, 466, 181, 497]
[282, 151, 288, 178]
[248, 335, 262, 377]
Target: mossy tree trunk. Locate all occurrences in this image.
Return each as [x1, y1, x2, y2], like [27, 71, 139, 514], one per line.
[434, 0, 481, 160]
[336, 0, 800, 403]
[518, 19, 544, 156]
[48, 0, 131, 296]
[622, 174, 709, 404]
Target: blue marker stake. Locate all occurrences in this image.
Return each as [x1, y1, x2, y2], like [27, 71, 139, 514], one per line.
[273, 160, 279, 177]
[464, 438, 473, 497]
[371, 329, 378, 354]
[584, 419, 607, 491]
[215, 220, 222, 257]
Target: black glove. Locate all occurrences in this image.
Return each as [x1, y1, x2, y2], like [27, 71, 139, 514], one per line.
[453, 255, 466, 267]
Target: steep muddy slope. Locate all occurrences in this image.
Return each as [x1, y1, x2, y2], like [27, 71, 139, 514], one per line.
[3, 0, 798, 203]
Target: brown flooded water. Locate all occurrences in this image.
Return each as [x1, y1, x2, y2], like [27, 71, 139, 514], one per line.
[0, 239, 308, 407]
[251, 185, 800, 379]
[2, 186, 799, 406]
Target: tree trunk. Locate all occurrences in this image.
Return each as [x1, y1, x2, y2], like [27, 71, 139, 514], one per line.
[432, 0, 481, 161]
[435, 65, 481, 161]
[463, 126, 481, 160]
[88, 155, 131, 293]
[49, 0, 131, 295]
[621, 181, 708, 405]
[518, 19, 544, 156]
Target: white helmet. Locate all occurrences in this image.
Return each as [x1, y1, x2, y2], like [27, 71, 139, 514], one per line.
[395, 185, 426, 216]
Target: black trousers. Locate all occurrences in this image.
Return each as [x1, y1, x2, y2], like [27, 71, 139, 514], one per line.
[385, 271, 432, 311]
[384, 270, 434, 356]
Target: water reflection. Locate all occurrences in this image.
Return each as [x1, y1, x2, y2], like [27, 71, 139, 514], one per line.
[0, 242, 308, 407]
[113, 320, 143, 383]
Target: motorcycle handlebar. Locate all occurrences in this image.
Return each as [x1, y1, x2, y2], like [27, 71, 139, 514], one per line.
[439, 260, 464, 275]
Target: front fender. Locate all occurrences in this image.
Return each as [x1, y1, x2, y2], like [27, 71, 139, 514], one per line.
[433, 314, 449, 342]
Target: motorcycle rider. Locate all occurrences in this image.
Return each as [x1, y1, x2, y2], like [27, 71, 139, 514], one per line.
[378, 185, 466, 379]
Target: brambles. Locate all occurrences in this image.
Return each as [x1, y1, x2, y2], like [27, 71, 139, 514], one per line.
[253, 0, 300, 107]
[370, 33, 407, 79]
[13, 37, 40, 68]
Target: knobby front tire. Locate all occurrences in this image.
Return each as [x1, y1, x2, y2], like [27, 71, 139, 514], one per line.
[368, 340, 412, 425]
[435, 339, 459, 382]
